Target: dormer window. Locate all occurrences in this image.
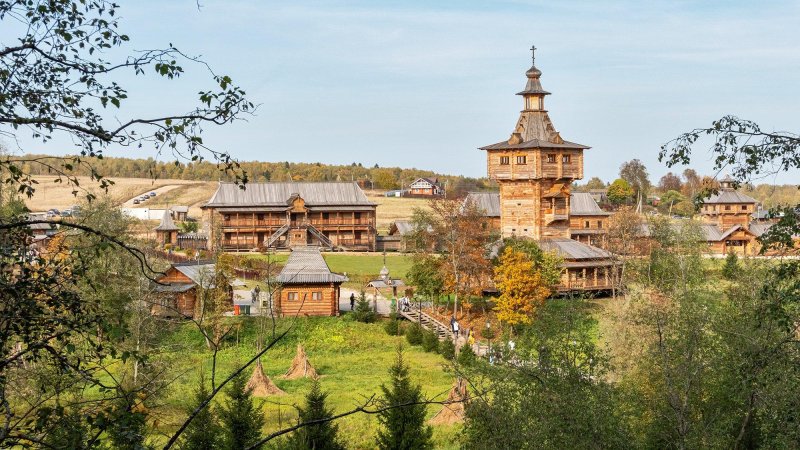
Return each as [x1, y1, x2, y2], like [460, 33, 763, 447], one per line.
[500, 156, 510, 165]
[516, 155, 527, 165]
[547, 154, 556, 163]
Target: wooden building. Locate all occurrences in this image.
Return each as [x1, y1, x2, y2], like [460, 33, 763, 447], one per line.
[151, 262, 230, 318]
[569, 193, 610, 247]
[407, 177, 445, 197]
[699, 176, 762, 255]
[275, 247, 347, 317]
[154, 209, 179, 246]
[476, 50, 617, 292]
[463, 192, 502, 231]
[202, 182, 377, 252]
[539, 238, 616, 291]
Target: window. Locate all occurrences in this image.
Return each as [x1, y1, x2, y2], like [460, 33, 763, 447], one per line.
[322, 212, 329, 220]
[257, 213, 264, 221]
[500, 156, 510, 165]
[547, 154, 556, 163]
[597, 220, 603, 228]
[516, 155, 527, 165]
[562, 154, 571, 163]
[311, 292, 322, 301]
[725, 205, 731, 211]
[223, 214, 230, 221]
[584, 220, 590, 229]
[287, 292, 298, 301]
[741, 205, 747, 211]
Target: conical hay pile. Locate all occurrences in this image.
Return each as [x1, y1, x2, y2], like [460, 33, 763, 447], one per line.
[246, 362, 286, 396]
[283, 344, 319, 380]
[429, 378, 468, 425]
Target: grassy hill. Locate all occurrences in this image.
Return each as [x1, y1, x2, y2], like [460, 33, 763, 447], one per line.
[149, 316, 459, 449]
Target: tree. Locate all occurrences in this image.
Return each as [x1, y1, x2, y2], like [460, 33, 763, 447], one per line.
[180, 379, 222, 450]
[179, 220, 200, 233]
[218, 371, 265, 450]
[584, 176, 606, 191]
[413, 198, 494, 318]
[497, 237, 562, 288]
[619, 159, 652, 198]
[0, 1, 253, 200]
[658, 172, 683, 192]
[672, 200, 696, 217]
[607, 178, 635, 205]
[376, 348, 433, 450]
[407, 254, 445, 307]
[286, 381, 345, 450]
[352, 290, 377, 323]
[462, 298, 629, 449]
[681, 168, 701, 197]
[492, 247, 551, 326]
[721, 251, 740, 280]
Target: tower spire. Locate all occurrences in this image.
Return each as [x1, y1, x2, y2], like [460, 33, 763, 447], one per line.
[530, 44, 537, 66]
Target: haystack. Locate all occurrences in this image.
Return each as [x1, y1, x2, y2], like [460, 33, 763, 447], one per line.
[429, 378, 468, 425]
[246, 361, 286, 396]
[283, 344, 319, 380]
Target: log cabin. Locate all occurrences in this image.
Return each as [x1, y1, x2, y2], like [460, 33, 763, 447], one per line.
[568, 193, 610, 247]
[274, 247, 347, 317]
[699, 176, 763, 255]
[154, 209, 179, 246]
[202, 182, 377, 252]
[151, 262, 232, 318]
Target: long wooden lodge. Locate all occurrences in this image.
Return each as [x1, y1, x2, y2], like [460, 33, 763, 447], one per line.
[202, 182, 377, 252]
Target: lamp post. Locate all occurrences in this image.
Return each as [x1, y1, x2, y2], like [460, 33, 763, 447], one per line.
[485, 320, 492, 358]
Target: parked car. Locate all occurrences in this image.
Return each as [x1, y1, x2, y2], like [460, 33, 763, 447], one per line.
[133, 199, 140, 205]
[61, 210, 73, 217]
[70, 205, 81, 217]
[149, 192, 157, 197]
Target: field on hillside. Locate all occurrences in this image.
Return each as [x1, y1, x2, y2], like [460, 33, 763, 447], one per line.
[364, 190, 431, 233]
[23, 176, 199, 212]
[148, 316, 459, 449]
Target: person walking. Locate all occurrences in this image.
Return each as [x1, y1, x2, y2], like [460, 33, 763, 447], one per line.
[350, 293, 356, 310]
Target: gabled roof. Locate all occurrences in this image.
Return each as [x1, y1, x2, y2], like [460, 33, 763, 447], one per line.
[749, 222, 772, 237]
[409, 177, 440, 187]
[173, 263, 217, 288]
[705, 190, 757, 204]
[155, 209, 179, 231]
[204, 182, 375, 208]
[570, 193, 610, 216]
[277, 247, 348, 284]
[539, 237, 614, 260]
[171, 205, 189, 213]
[464, 192, 500, 217]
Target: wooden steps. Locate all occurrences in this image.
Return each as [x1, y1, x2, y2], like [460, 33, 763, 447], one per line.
[399, 309, 453, 341]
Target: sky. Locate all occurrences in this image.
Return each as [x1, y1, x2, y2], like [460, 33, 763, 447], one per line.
[3, 0, 800, 184]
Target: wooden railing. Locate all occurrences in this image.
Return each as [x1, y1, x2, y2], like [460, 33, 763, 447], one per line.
[222, 219, 375, 228]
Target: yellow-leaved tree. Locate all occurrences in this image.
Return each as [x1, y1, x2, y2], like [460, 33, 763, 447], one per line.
[493, 247, 551, 326]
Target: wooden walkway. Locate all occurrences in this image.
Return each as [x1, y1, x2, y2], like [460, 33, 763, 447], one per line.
[399, 309, 453, 341]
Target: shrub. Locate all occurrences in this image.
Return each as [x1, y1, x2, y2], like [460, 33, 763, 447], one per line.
[352, 291, 377, 323]
[405, 323, 423, 346]
[457, 344, 477, 367]
[384, 313, 402, 336]
[421, 329, 439, 353]
[439, 338, 455, 360]
[481, 326, 496, 340]
[722, 251, 740, 280]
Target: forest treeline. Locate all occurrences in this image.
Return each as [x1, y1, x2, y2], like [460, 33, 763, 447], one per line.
[19, 154, 493, 196]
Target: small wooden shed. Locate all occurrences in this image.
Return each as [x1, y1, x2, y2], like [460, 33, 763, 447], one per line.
[275, 247, 347, 317]
[155, 209, 179, 246]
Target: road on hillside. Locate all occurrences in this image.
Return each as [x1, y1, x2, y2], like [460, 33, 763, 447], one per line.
[121, 184, 182, 207]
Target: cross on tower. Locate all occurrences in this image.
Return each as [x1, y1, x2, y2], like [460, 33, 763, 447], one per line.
[530, 45, 537, 65]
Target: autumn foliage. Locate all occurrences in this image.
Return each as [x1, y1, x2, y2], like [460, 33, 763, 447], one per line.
[493, 247, 550, 325]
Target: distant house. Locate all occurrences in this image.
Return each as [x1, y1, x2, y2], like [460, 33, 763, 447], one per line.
[699, 175, 761, 255]
[274, 247, 347, 317]
[27, 219, 57, 250]
[407, 178, 444, 197]
[588, 189, 608, 204]
[151, 262, 231, 318]
[538, 238, 617, 292]
[171, 205, 189, 221]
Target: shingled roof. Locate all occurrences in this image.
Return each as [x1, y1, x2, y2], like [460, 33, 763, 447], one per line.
[204, 182, 375, 208]
[464, 192, 500, 217]
[277, 247, 348, 284]
[570, 193, 610, 216]
[539, 237, 613, 260]
[154, 209, 179, 231]
[705, 189, 758, 204]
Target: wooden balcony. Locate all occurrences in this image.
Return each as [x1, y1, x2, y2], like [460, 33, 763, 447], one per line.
[544, 208, 569, 224]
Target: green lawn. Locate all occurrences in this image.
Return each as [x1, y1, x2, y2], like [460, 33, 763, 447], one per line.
[322, 253, 414, 285]
[150, 316, 458, 449]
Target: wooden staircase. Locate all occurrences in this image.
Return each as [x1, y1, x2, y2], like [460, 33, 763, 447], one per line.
[399, 309, 453, 341]
[265, 223, 290, 248]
